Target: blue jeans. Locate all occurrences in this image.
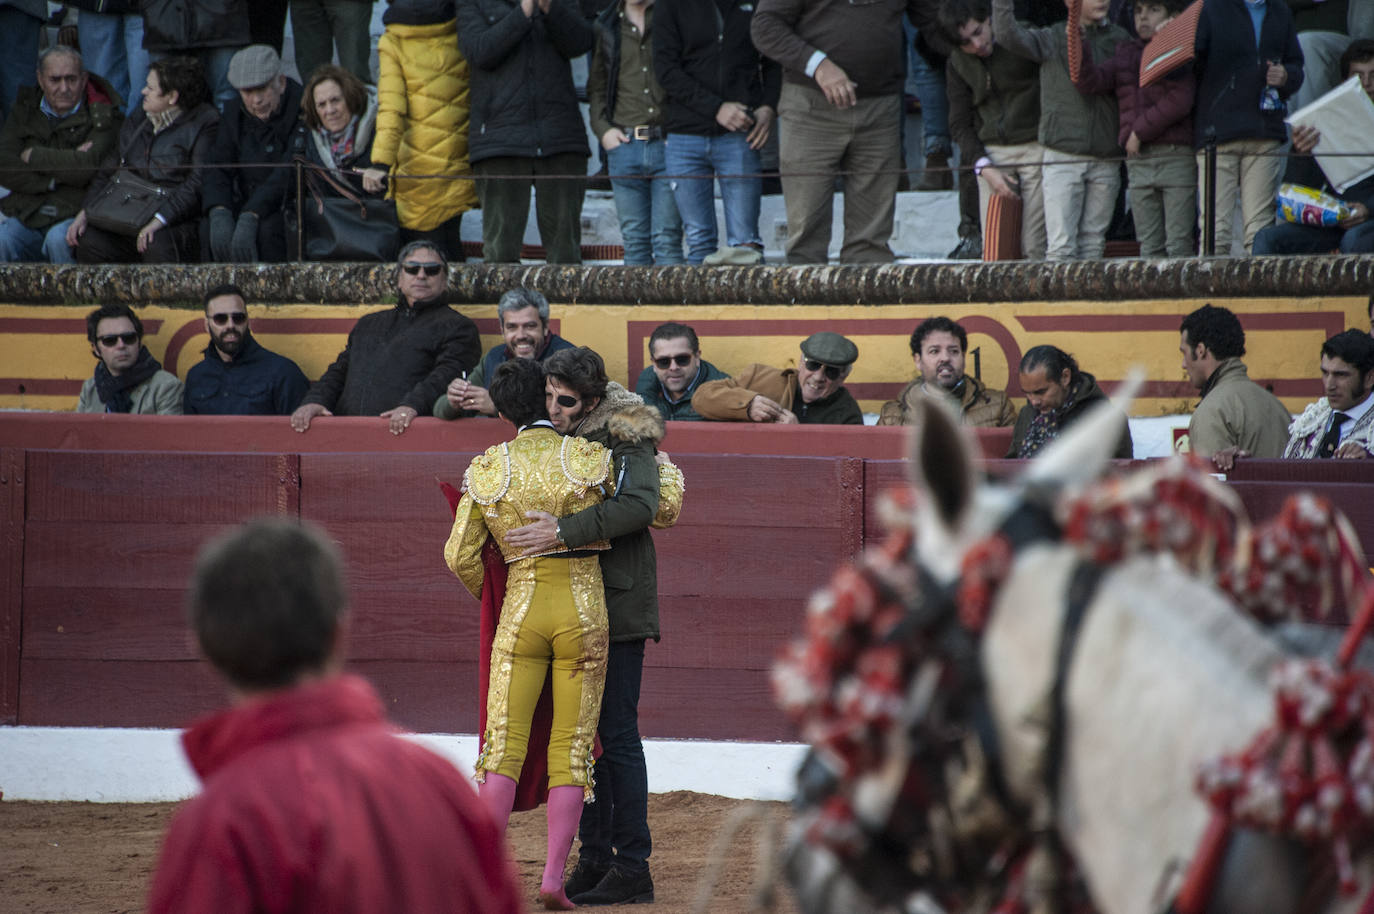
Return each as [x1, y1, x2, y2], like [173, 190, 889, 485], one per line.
[78, 12, 149, 114]
[577, 640, 651, 871]
[607, 137, 683, 265]
[905, 23, 951, 157]
[0, 218, 77, 263]
[0, 7, 40, 127]
[1252, 219, 1374, 255]
[664, 132, 762, 263]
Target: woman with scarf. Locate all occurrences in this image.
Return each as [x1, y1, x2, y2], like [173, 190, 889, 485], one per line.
[68, 56, 219, 263]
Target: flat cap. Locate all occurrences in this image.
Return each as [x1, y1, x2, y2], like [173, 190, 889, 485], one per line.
[800, 331, 859, 367]
[227, 45, 282, 90]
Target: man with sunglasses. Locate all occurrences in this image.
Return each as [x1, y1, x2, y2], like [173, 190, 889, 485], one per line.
[77, 304, 184, 414]
[694, 331, 864, 424]
[634, 321, 729, 421]
[291, 241, 481, 435]
[184, 283, 309, 414]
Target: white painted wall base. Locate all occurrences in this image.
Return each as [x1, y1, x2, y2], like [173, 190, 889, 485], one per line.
[0, 727, 807, 804]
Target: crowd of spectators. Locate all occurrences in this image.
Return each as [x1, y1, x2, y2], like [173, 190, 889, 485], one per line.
[4, 0, 1371, 265]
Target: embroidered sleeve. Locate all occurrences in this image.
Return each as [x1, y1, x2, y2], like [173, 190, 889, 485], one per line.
[651, 460, 685, 529]
[443, 492, 489, 599]
[560, 435, 612, 490]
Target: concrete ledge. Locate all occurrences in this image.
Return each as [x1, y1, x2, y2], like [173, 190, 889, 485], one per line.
[3, 256, 1374, 306]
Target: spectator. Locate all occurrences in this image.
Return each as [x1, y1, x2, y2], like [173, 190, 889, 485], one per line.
[1287, 0, 1351, 110]
[1179, 304, 1291, 470]
[203, 45, 303, 264]
[0, 1, 44, 127]
[360, 0, 479, 261]
[1009, 344, 1131, 457]
[293, 64, 380, 199]
[752, 0, 914, 264]
[290, 240, 481, 434]
[444, 358, 616, 909]
[1193, 0, 1303, 255]
[1253, 40, 1374, 256]
[634, 321, 729, 420]
[878, 315, 1017, 427]
[457, 0, 593, 265]
[941, 0, 1046, 260]
[183, 283, 310, 415]
[0, 46, 123, 264]
[248, 0, 289, 53]
[907, 18, 956, 191]
[140, 0, 251, 112]
[68, 56, 220, 264]
[655, 0, 778, 265]
[1284, 329, 1374, 458]
[1071, 0, 1196, 258]
[588, 0, 684, 265]
[433, 286, 576, 419]
[992, 0, 1129, 261]
[67, 0, 149, 115]
[147, 519, 523, 914]
[694, 331, 863, 424]
[76, 304, 183, 414]
[289, 0, 376, 87]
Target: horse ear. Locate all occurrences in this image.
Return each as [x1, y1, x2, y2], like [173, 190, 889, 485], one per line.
[1022, 369, 1143, 487]
[905, 395, 976, 530]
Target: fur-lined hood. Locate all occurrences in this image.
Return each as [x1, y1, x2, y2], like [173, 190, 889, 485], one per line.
[577, 382, 666, 445]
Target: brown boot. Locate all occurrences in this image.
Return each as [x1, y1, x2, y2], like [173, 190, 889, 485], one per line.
[915, 153, 953, 191]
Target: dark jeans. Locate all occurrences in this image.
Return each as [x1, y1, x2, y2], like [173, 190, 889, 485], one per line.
[401, 215, 465, 263]
[76, 221, 198, 264]
[579, 639, 651, 871]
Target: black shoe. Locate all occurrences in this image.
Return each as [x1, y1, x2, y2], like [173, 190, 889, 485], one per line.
[564, 857, 612, 899]
[947, 236, 983, 260]
[570, 864, 655, 905]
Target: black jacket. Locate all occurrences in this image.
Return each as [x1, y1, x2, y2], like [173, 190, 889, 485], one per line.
[652, 0, 781, 136]
[141, 0, 252, 50]
[1008, 371, 1133, 458]
[301, 294, 482, 416]
[202, 78, 304, 217]
[183, 333, 310, 415]
[456, 0, 594, 163]
[83, 102, 221, 227]
[1193, 0, 1303, 148]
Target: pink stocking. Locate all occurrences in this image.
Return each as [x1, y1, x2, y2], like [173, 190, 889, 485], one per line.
[479, 773, 518, 836]
[538, 785, 584, 909]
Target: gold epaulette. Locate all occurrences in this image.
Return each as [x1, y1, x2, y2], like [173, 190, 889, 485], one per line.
[464, 444, 511, 506]
[560, 435, 611, 490]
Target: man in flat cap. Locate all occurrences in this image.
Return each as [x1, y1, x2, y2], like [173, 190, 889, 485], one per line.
[202, 43, 303, 262]
[693, 331, 863, 424]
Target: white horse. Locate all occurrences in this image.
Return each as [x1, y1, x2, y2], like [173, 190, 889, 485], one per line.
[783, 394, 1372, 914]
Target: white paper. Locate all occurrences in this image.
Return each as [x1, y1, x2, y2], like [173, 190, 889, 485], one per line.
[1285, 76, 1374, 194]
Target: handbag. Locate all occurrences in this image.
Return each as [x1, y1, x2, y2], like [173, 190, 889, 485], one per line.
[85, 169, 168, 236]
[287, 162, 400, 262]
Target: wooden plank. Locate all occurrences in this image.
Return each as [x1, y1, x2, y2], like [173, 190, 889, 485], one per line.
[638, 666, 797, 741]
[300, 453, 487, 522]
[652, 596, 806, 671]
[0, 447, 23, 723]
[21, 587, 194, 661]
[18, 658, 226, 727]
[23, 521, 253, 589]
[25, 451, 298, 522]
[653, 525, 849, 600]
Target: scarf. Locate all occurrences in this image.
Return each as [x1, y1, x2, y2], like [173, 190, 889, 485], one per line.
[319, 116, 359, 167]
[1016, 383, 1081, 458]
[94, 346, 163, 413]
[147, 106, 180, 134]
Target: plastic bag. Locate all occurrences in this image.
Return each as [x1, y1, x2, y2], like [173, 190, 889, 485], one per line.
[1276, 182, 1353, 226]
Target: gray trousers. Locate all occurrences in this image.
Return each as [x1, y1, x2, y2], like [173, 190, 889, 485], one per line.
[289, 0, 374, 85]
[1126, 144, 1196, 258]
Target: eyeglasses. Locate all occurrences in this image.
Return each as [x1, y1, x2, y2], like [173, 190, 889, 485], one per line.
[553, 394, 580, 408]
[97, 332, 139, 347]
[804, 359, 843, 380]
[210, 312, 247, 326]
[402, 261, 444, 276]
[653, 353, 694, 369]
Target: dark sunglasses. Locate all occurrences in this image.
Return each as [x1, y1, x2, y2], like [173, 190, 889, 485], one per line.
[402, 261, 444, 276]
[98, 332, 139, 347]
[653, 353, 694, 369]
[210, 311, 247, 326]
[804, 359, 843, 380]
[553, 394, 580, 408]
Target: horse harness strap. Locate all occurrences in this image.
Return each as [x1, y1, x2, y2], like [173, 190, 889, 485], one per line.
[1045, 560, 1107, 811]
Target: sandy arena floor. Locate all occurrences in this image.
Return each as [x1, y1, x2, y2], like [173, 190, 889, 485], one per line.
[1, 791, 801, 914]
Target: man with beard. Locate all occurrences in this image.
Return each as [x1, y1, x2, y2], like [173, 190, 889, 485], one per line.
[76, 304, 183, 414]
[183, 283, 309, 414]
[693, 331, 864, 424]
[1284, 329, 1374, 459]
[504, 346, 683, 906]
[433, 287, 576, 419]
[878, 316, 1016, 427]
[1008, 344, 1132, 458]
[634, 322, 729, 421]
[290, 241, 481, 435]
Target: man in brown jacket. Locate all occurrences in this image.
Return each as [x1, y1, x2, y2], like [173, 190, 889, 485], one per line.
[1180, 304, 1291, 471]
[694, 331, 864, 424]
[878, 316, 1016, 427]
